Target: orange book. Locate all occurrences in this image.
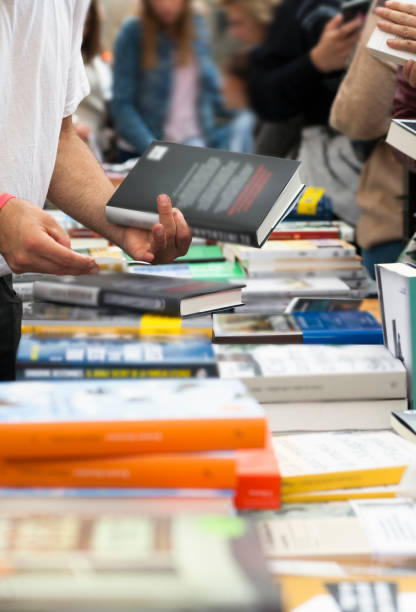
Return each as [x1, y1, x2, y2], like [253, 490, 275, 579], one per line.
[234, 434, 281, 511]
[0, 380, 266, 460]
[0, 452, 236, 489]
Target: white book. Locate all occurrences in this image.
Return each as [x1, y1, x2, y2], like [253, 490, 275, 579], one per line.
[242, 277, 351, 300]
[367, 3, 416, 65]
[386, 118, 416, 161]
[224, 239, 356, 263]
[376, 262, 416, 409]
[264, 398, 408, 433]
[215, 344, 407, 403]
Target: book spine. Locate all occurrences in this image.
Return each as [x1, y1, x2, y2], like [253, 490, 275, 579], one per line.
[0, 453, 237, 489]
[243, 371, 407, 403]
[20, 323, 212, 339]
[0, 417, 266, 460]
[191, 226, 257, 247]
[269, 230, 340, 240]
[33, 282, 101, 307]
[282, 465, 407, 495]
[281, 489, 397, 504]
[17, 363, 219, 381]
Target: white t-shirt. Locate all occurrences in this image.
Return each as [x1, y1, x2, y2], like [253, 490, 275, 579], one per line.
[0, 0, 90, 276]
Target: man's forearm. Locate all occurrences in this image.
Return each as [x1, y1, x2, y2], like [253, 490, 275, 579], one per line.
[47, 117, 125, 245]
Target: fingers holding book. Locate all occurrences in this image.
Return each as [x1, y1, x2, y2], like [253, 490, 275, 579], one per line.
[376, 1, 416, 52]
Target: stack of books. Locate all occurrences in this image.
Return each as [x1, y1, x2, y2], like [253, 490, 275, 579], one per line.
[0, 378, 281, 511]
[214, 344, 408, 431]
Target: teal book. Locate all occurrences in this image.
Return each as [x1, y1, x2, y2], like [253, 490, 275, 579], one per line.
[175, 244, 225, 263]
[376, 263, 416, 409]
[129, 261, 245, 283]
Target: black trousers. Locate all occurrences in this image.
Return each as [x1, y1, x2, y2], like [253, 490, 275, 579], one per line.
[0, 275, 22, 381]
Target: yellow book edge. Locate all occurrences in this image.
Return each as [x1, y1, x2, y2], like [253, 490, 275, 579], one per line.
[282, 485, 398, 504]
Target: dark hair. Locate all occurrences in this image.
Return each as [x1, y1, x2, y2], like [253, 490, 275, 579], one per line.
[82, 0, 102, 64]
[223, 51, 251, 81]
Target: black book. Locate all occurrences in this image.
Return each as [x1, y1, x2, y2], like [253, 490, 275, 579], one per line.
[106, 141, 304, 247]
[33, 273, 245, 317]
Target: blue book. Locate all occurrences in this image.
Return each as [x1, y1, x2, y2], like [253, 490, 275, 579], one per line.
[212, 311, 383, 345]
[17, 337, 218, 380]
[293, 311, 383, 344]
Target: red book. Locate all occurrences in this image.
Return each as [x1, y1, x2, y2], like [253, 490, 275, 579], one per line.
[269, 229, 340, 240]
[234, 434, 281, 511]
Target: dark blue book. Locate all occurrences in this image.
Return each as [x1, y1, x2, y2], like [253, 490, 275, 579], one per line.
[212, 311, 383, 345]
[17, 337, 218, 380]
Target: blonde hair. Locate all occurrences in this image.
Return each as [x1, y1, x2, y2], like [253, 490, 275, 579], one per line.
[219, 0, 281, 25]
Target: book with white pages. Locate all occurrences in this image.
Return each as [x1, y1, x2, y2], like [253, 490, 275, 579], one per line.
[367, 3, 416, 65]
[386, 118, 416, 161]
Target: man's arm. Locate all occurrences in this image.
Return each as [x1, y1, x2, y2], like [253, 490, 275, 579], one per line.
[48, 117, 191, 264]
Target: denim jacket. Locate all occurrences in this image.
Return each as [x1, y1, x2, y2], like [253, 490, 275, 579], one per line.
[112, 15, 230, 154]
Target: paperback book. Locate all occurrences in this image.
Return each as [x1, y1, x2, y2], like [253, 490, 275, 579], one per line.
[367, 5, 416, 65]
[0, 379, 266, 459]
[33, 273, 245, 317]
[17, 337, 218, 380]
[214, 344, 407, 403]
[212, 311, 383, 345]
[105, 141, 304, 247]
[386, 119, 416, 162]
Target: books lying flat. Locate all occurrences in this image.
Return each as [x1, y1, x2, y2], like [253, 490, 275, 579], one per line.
[212, 311, 383, 345]
[33, 273, 244, 317]
[0, 512, 280, 612]
[129, 261, 245, 283]
[367, 5, 416, 65]
[224, 239, 356, 263]
[0, 379, 266, 459]
[273, 431, 416, 495]
[242, 258, 363, 276]
[17, 337, 218, 380]
[174, 244, 225, 263]
[376, 262, 416, 409]
[242, 277, 352, 302]
[0, 452, 237, 489]
[386, 118, 416, 162]
[214, 344, 407, 403]
[105, 141, 304, 247]
[264, 398, 408, 434]
[21, 302, 212, 338]
[391, 410, 416, 444]
[270, 220, 354, 241]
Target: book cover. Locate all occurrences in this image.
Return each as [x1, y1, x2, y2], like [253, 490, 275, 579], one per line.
[376, 263, 416, 409]
[214, 344, 407, 403]
[212, 311, 382, 345]
[105, 141, 304, 247]
[17, 337, 218, 380]
[174, 244, 225, 264]
[0, 379, 266, 459]
[0, 512, 280, 611]
[273, 431, 416, 494]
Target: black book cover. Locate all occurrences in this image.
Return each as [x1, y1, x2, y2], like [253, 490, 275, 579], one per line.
[33, 273, 245, 317]
[106, 141, 304, 247]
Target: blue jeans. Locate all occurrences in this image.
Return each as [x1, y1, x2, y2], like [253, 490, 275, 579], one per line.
[362, 240, 405, 280]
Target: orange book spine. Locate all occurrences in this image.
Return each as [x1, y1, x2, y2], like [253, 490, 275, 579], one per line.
[0, 418, 266, 460]
[0, 453, 236, 489]
[234, 435, 281, 511]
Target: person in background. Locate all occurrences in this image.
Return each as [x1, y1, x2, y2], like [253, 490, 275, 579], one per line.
[222, 51, 256, 153]
[73, 0, 113, 160]
[330, 0, 404, 278]
[112, 0, 231, 161]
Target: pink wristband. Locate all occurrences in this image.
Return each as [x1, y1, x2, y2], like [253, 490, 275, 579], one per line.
[0, 193, 16, 211]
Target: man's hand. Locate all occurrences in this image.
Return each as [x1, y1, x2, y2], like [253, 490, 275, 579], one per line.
[376, 1, 416, 54]
[0, 199, 99, 275]
[121, 194, 192, 265]
[310, 14, 362, 73]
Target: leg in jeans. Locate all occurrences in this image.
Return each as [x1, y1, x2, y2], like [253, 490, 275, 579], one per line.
[0, 275, 23, 381]
[361, 240, 405, 280]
